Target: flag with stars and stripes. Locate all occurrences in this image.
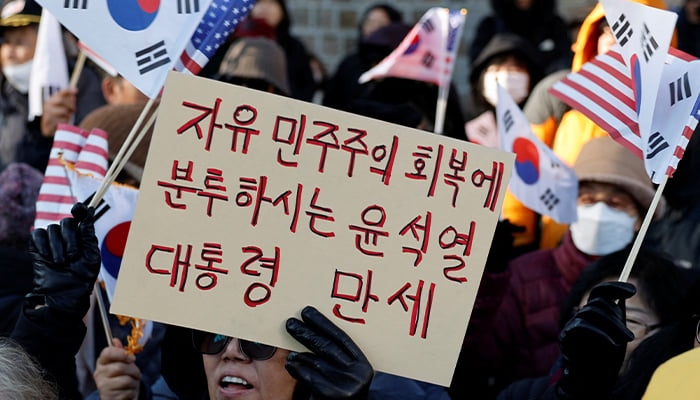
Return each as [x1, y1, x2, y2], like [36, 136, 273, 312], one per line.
[600, 0, 676, 149]
[33, 123, 152, 352]
[33, 123, 145, 333]
[175, 0, 256, 75]
[550, 46, 700, 183]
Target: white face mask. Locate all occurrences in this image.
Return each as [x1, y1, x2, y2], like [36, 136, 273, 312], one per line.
[482, 70, 530, 106]
[570, 202, 638, 256]
[2, 59, 33, 94]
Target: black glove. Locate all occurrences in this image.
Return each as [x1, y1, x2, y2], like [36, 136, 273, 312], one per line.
[556, 281, 636, 399]
[27, 202, 101, 318]
[484, 219, 526, 273]
[286, 306, 374, 400]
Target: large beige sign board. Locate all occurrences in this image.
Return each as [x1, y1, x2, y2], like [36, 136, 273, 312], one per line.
[112, 71, 514, 385]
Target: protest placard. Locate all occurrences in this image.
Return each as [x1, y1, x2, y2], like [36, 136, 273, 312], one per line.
[111, 71, 514, 385]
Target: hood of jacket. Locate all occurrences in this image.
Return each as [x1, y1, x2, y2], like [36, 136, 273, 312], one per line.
[571, 0, 674, 72]
[469, 32, 544, 85]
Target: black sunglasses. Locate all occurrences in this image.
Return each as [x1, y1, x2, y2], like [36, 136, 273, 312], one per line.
[192, 330, 277, 360]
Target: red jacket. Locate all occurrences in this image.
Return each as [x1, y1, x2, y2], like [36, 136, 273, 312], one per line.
[452, 233, 594, 398]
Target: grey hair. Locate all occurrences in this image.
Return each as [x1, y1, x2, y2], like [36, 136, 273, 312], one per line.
[0, 338, 58, 400]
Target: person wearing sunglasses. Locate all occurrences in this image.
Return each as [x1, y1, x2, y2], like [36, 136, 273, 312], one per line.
[198, 305, 373, 400]
[94, 306, 374, 400]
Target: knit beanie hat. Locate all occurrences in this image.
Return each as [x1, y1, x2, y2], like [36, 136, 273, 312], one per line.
[0, 163, 43, 246]
[217, 37, 290, 96]
[79, 102, 157, 185]
[574, 135, 665, 220]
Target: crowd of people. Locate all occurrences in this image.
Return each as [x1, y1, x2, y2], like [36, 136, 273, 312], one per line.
[2, 0, 700, 399]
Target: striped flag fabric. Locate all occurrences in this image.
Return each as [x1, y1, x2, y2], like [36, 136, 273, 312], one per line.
[550, 48, 643, 158]
[174, 0, 256, 75]
[34, 123, 150, 350]
[34, 124, 108, 227]
[550, 47, 700, 183]
[600, 0, 676, 149]
[34, 124, 138, 299]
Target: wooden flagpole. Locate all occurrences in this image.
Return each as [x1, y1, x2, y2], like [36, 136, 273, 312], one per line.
[88, 97, 157, 208]
[94, 282, 114, 345]
[434, 84, 448, 135]
[68, 50, 86, 89]
[87, 97, 158, 347]
[618, 174, 668, 282]
[105, 107, 159, 187]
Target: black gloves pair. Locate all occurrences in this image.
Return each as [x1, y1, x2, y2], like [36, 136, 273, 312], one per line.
[27, 204, 372, 399]
[556, 281, 636, 399]
[26, 203, 101, 319]
[286, 306, 374, 400]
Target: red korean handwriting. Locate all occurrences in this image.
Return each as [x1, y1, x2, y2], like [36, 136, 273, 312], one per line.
[158, 161, 229, 216]
[224, 104, 260, 154]
[472, 161, 505, 212]
[197, 168, 229, 217]
[145, 242, 229, 292]
[439, 222, 475, 283]
[236, 176, 302, 231]
[273, 114, 306, 167]
[178, 98, 223, 151]
[157, 160, 198, 209]
[306, 121, 340, 173]
[306, 187, 335, 238]
[240, 246, 280, 307]
[341, 128, 369, 177]
[369, 135, 398, 185]
[348, 205, 388, 257]
[331, 269, 379, 324]
[387, 280, 436, 339]
[444, 149, 467, 207]
[178, 99, 260, 153]
[405, 144, 443, 198]
[399, 212, 432, 267]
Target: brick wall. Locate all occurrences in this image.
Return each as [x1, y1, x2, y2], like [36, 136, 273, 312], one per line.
[286, 0, 683, 104]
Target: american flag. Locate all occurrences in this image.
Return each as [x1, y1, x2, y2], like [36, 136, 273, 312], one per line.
[549, 46, 700, 182]
[175, 0, 256, 75]
[33, 123, 149, 348]
[550, 49, 643, 158]
[34, 124, 109, 227]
